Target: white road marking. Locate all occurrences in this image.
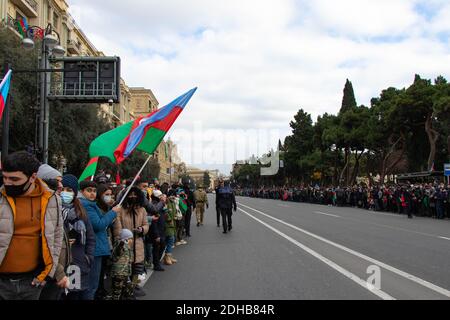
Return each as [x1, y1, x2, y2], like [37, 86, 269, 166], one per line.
[238, 207, 395, 300]
[244, 199, 450, 241]
[238, 202, 450, 299]
[314, 211, 341, 218]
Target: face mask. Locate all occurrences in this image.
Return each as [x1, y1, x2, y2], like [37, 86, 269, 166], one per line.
[127, 197, 138, 206]
[5, 178, 32, 197]
[61, 191, 75, 204]
[103, 195, 112, 204]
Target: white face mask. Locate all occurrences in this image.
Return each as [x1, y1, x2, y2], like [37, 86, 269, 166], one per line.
[61, 191, 75, 204]
[103, 195, 113, 204]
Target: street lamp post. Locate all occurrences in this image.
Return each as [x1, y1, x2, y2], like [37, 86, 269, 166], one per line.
[23, 24, 65, 163]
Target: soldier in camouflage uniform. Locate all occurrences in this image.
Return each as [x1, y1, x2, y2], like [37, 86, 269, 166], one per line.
[110, 229, 134, 300]
[194, 185, 209, 226]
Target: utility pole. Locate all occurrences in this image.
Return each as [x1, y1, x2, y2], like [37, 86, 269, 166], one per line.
[38, 39, 47, 163]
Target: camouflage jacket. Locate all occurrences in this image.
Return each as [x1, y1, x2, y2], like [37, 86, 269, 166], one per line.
[111, 241, 133, 277]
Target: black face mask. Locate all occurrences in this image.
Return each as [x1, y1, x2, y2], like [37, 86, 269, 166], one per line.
[127, 197, 138, 206]
[5, 178, 32, 198]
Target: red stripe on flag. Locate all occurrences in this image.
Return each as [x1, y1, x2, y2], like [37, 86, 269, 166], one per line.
[87, 157, 99, 167]
[113, 112, 157, 164]
[112, 107, 183, 164]
[150, 107, 183, 132]
[0, 96, 5, 119]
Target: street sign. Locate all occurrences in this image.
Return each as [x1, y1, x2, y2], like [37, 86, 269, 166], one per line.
[48, 56, 121, 103]
[444, 164, 450, 177]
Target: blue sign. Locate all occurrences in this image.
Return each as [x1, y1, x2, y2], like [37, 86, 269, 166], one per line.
[445, 164, 450, 177]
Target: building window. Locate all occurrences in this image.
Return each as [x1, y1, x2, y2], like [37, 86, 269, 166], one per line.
[47, 6, 52, 23]
[53, 13, 59, 29]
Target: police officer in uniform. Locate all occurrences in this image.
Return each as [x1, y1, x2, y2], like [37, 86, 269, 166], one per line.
[216, 179, 237, 234]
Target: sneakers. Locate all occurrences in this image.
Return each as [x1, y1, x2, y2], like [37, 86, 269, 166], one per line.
[175, 241, 182, 246]
[138, 273, 146, 282]
[180, 240, 188, 245]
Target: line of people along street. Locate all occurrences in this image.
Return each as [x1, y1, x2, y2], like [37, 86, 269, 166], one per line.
[237, 184, 450, 219]
[0, 151, 239, 300]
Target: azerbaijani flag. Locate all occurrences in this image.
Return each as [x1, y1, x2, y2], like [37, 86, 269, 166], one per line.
[81, 87, 196, 180]
[17, 17, 28, 38]
[78, 157, 99, 182]
[0, 70, 12, 121]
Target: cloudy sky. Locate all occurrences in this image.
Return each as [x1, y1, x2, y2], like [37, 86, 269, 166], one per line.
[68, 0, 450, 175]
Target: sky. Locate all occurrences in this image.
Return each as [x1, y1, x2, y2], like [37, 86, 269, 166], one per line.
[68, 0, 450, 175]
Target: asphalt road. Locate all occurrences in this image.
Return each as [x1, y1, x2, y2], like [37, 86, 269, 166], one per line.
[140, 195, 450, 300]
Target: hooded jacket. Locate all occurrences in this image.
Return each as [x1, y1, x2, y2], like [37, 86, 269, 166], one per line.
[0, 179, 64, 282]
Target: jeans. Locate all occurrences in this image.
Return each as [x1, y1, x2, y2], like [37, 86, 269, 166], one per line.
[144, 240, 153, 263]
[86, 256, 104, 300]
[184, 208, 192, 236]
[0, 275, 43, 300]
[436, 202, 445, 219]
[165, 235, 175, 254]
[39, 278, 63, 300]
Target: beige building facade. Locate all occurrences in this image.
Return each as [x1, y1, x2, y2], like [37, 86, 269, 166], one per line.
[186, 167, 220, 190]
[1, 0, 187, 178]
[0, 0, 140, 126]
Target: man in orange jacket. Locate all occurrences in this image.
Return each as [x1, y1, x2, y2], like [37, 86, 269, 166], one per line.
[0, 151, 64, 300]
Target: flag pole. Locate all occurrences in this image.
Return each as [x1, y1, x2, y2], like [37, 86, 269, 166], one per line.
[118, 154, 153, 206]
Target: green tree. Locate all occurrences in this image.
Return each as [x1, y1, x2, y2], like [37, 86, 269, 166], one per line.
[0, 28, 40, 155]
[49, 101, 113, 176]
[284, 109, 315, 182]
[367, 87, 408, 183]
[203, 171, 211, 188]
[340, 79, 357, 114]
[432, 76, 450, 162]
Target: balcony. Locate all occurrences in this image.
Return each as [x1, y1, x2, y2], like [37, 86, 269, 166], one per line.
[10, 0, 38, 18]
[6, 14, 24, 39]
[66, 39, 81, 55]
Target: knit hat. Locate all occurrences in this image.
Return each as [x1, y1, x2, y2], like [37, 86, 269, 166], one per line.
[153, 190, 163, 198]
[120, 229, 133, 241]
[37, 164, 62, 180]
[80, 180, 97, 191]
[62, 174, 79, 195]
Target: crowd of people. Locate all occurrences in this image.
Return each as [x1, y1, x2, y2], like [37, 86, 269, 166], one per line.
[236, 183, 450, 219]
[0, 150, 213, 300]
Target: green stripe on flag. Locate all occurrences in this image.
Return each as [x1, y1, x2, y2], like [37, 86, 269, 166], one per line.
[16, 21, 25, 38]
[89, 122, 133, 162]
[136, 127, 167, 155]
[79, 157, 99, 182]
